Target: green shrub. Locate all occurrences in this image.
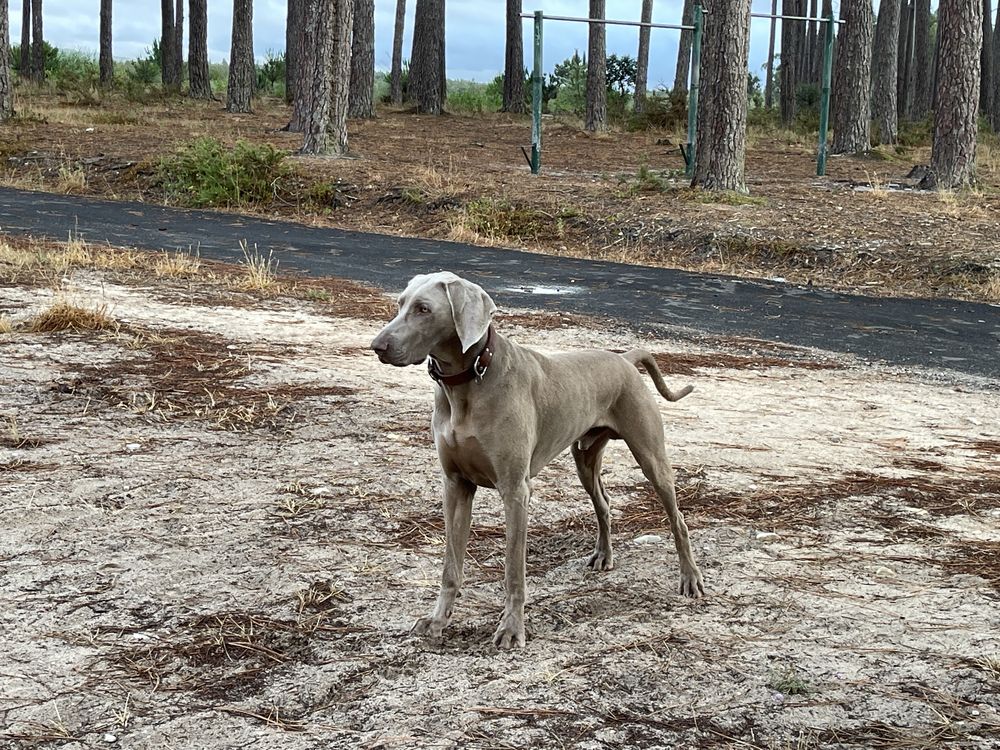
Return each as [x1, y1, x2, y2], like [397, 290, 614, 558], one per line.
[747, 105, 780, 131]
[628, 89, 687, 132]
[898, 117, 932, 148]
[158, 138, 291, 208]
[446, 80, 501, 114]
[256, 50, 286, 94]
[793, 83, 820, 133]
[379, 60, 409, 103]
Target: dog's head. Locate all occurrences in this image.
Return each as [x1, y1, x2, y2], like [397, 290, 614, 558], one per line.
[370, 272, 497, 366]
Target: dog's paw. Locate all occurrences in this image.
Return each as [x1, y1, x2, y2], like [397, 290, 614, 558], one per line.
[492, 616, 526, 650]
[586, 548, 614, 571]
[678, 568, 706, 598]
[411, 615, 447, 638]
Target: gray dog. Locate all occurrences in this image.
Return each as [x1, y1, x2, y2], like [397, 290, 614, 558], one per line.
[371, 272, 704, 649]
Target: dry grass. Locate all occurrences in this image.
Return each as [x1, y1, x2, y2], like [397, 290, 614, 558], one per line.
[23, 300, 118, 333]
[862, 169, 890, 199]
[239, 241, 280, 292]
[0, 234, 146, 281]
[56, 163, 87, 193]
[0, 313, 12, 334]
[153, 250, 202, 278]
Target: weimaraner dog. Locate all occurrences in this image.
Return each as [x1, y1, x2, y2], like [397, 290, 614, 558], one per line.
[371, 272, 704, 649]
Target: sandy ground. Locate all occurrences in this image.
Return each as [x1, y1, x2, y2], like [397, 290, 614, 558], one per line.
[2, 266, 1000, 749]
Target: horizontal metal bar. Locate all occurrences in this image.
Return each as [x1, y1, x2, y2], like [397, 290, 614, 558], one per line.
[750, 12, 842, 22]
[520, 13, 694, 30]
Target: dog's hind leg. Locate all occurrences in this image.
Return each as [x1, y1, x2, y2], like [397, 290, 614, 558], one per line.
[614, 400, 705, 598]
[572, 430, 615, 571]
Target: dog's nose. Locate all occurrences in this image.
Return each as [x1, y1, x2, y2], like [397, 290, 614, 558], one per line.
[371, 336, 389, 356]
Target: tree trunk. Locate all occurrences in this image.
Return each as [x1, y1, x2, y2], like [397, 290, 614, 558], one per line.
[692, 0, 751, 192]
[161, 0, 178, 89]
[812, 0, 833, 85]
[795, 0, 809, 84]
[301, 0, 354, 155]
[911, 0, 932, 118]
[289, 0, 316, 131]
[924, 0, 982, 188]
[19, 0, 29, 79]
[674, 0, 695, 93]
[871, 0, 901, 143]
[349, 0, 375, 117]
[993, 3, 1000, 129]
[806, 0, 818, 83]
[1, 1, 13, 120]
[189, 0, 213, 98]
[226, 0, 255, 112]
[765, 0, 777, 107]
[981, 0, 993, 113]
[409, 0, 445, 114]
[30, 0, 43, 81]
[780, 0, 803, 125]
[286, 0, 304, 104]
[99, 0, 113, 87]
[503, 0, 526, 113]
[174, 0, 184, 87]
[390, 0, 406, 104]
[897, 0, 915, 119]
[831, 0, 873, 154]
[932, 14, 940, 110]
[634, 0, 653, 114]
[585, 0, 607, 132]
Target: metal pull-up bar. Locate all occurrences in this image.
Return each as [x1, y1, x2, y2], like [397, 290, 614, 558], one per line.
[520, 9, 704, 177]
[521, 8, 839, 179]
[520, 13, 696, 31]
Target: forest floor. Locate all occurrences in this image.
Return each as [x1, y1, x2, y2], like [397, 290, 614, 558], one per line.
[1, 92, 999, 303]
[2, 238, 1000, 749]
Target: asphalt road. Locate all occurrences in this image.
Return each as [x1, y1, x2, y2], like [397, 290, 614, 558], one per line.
[2, 187, 998, 379]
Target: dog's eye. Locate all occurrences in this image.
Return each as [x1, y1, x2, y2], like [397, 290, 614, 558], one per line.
[417, 304, 431, 314]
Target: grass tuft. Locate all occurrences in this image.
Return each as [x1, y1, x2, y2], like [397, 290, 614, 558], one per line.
[24, 300, 118, 333]
[768, 665, 812, 696]
[239, 241, 279, 291]
[153, 250, 202, 279]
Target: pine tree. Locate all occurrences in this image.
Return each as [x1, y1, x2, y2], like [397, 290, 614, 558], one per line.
[189, 0, 213, 99]
[503, 0, 526, 113]
[584, 0, 607, 132]
[831, 0, 873, 154]
[692, 0, 752, 192]
[634, 0, 654, 114]
[349, 0, 375, 118]
[99, 0, 113, 87]
[923, 0, 983, 188]
[226, 0, 255, 112]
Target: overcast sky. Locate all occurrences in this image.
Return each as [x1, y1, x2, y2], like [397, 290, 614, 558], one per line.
[7, 0, 855, 86]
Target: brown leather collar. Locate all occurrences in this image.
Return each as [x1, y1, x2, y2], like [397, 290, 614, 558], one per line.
[427, 326, 495, 386]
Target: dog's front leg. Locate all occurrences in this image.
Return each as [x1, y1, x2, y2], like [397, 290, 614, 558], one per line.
[494, 476, 530, 650]
[413, 473, 475, 638]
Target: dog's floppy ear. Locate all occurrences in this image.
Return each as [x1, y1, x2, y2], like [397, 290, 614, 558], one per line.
[445, 277, 497, 353]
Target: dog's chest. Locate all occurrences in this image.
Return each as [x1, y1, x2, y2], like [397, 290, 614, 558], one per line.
[433, 408, 496, 487]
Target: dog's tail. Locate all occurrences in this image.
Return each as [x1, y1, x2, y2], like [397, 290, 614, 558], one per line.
[622, 349, 694, 402]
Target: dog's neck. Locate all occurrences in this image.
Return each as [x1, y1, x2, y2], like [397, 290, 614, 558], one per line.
[428, 327, 497, 382]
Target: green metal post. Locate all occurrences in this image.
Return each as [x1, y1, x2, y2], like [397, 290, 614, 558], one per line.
[685, 3, 703, 178]
[531, 11, 543, 175]
[816, 11, 835, 176]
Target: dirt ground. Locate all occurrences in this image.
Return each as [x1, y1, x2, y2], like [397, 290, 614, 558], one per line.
[2, 240, 999, 748]
[2, 92, 999, 303]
